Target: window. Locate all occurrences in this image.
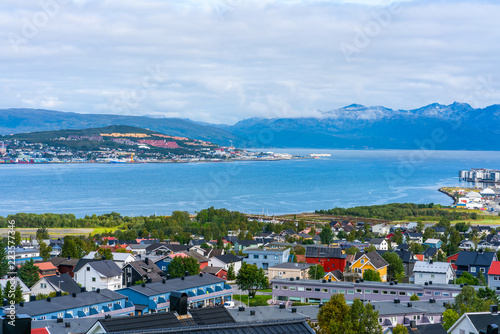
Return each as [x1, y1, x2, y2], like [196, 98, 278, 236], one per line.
[390, 291, 396, 295]
[40, 283, 47, 289]
[305, 288, 312, 292]
[253, 255, 259, 259]
[263, 255, 268, 259]
[92, 287, 96, 291]
[282, 286, 288, 290]
[315, 288, 321, 292]
[443, 292, 450, 297]
[298, 287, 304, 292]
[339, 289, 345, 294]
[277, 296, 288, 301]
[360, 259, 365, 264]
[39, 316, 46, 320]
[162, 266, 166, 270]
[347, 290, 354, 294]
[417, 293, 423, 297]
[471, 267, 476, 273]
[274, 255, 279, 260]
[356, 289, 362, 293]
[322, 289, 328, 293]
[83, 307, 89, 313]
[382, 291, 388, 295]
[495, 277, 499, 281]
[274, 285, 279, 289]
[419, 274, 423, 278]
[331, 289, 337, 293]
[372, 290, 379, 294]
[92, 277, 96, 282]
[431, 274, 435, 278]
[481, 268, 486, 273]
[87, 267, 91, 271]
[365, 290, 371, 294]
[290, 287, 296, 291]
[399, 292, 406, 296]
[153, 297, 158, 301]
[434, 292, 441, 296]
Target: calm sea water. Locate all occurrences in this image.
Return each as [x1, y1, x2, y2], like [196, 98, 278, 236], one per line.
[1, 150, 499, 218]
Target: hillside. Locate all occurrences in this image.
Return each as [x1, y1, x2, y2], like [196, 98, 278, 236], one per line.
[2, 103, 500, 150]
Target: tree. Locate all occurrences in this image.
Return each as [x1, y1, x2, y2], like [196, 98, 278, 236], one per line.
[416, 221, 425, 233]
[38, 241, 52, 261]
[294, 245, 305, 255]
[36, 227, 50, 240]
[0, 241, 9, 277]
[17, 259, 40, 288]
[14, 231, 22, 246]
[392, 324, 408, 334]
[168, 256, 200, 278]
[308, 265, 325, 280]
[94, 248, 113, 260]
[317, 294, 353, 334]
[345, 247, 360, 255]
[442, 309, 459, 331]
[365, 245, 377, 253]
[477, 271, 486, 286]
[3, 280, 24, 304]
[235, 263, 268, 297]
[61, 236, 78, 258]
[349, 299, 383, 334]
[382, 252, 404, 281]
[337, 230, 347, 240]
[319, 226, 333, 245]
[390, 229, 403, 245]
[456, 272, 479, 286]
[363, 269, 381, 282]
[450, 286, 494, 315]
[227, 263, 236, 280]
[410, 294, 420, 301]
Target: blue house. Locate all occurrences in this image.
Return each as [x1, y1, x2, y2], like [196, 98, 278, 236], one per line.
[422, 238, 443, 249]
[116, 273, 233, 315]
[0, 289, 134, 321]
[242, 247, 290, 270]
[455, 250, 497, 283]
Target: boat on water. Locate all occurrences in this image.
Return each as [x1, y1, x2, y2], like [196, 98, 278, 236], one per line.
[309, 153, 331, 157]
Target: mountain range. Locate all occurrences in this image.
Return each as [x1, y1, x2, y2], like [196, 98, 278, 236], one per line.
[1, 103, 499, 150]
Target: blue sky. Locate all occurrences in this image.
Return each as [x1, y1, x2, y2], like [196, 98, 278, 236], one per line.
[1, 0, 499, 124]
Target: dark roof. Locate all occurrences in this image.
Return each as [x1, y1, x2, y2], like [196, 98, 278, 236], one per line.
[354, 251, 388, 269]
[89, 260, 123, 277]
[45, 273, 81, 294]
[407, 233, 423, 238]
[126, 260, 163, 281]
[423, 247, 438, 257]
[467, 313, 500, 333]
[146, 243, 190, 254]
[201, 266, 225, 275]
[73, 258, 100, 273]
[455, 251, 496, 267]
[182, 250, 209, 263]
[5, 289, 125, 316]
[331, 269, 343, 281]
[405, 324, 447, 334]
[236, 240, 258, 247]
[431, 226, 447, 233]
[203, 248, 224, 258]
[305, 246, 346, 259]
[369, 238, 386, 245]
[111, 319, 315, 334]
[50, 257, 79, 267]
[120, 274, 226, 296]
[95, 305, 235, 332]
[215, 254, 242, 264]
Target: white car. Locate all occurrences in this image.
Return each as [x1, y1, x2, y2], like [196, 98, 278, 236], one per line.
[223, 301, 235, 308]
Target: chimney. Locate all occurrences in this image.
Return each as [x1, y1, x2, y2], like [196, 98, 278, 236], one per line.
[394, 298, 400, 304]
[491, 305, 498, 315]
[142, 283, 146, 287]
[410, 320, 417, 329]
[250, 310, 256, 316]
[162, 279, 166, 284]
[199, 273, 203, 277]
[30, 295, 36, 302]
[47, 297, 51, 302]
[170, 291, 188, 316]
[181, 276, 185, 280]
[65, 322, 71, 328]
[72, 293, 77, 298]
[19, 302, 24, 307]
[96, 288, 101, 293]
[57, 318, 63, 323]
[238, 306, 245, 312]
[166, 274, 171, 280]
[67, 256, 71, 260]
[81, 287, 86, 293]
[279, 304, 286, 309]
[291, 308, 297, 313]
[185, 271, 189, 277]
[486, 324, 499, 334]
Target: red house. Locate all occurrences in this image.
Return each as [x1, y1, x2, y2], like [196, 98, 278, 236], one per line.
[201, 267, 227, 280]
[305, 246, 347, 273]
[447, 252, 459, 270]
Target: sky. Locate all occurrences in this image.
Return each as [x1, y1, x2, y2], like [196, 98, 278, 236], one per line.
[1, 0, 500, 124]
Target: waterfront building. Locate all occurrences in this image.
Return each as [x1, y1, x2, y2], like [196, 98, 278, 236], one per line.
[242, 247, 290, 270]
[0, 289, 134, 321]
[116, 273, 233, 315]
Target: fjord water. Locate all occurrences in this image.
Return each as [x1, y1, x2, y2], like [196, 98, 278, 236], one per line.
[1, 150, 500, 218]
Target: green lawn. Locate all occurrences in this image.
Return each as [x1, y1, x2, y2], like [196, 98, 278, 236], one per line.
[259, 289, 272, 293]
[233, 294, 272, 307]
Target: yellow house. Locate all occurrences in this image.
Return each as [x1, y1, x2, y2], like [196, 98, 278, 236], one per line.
[323, 270, 343, 282]
[350, 251, 389, 282]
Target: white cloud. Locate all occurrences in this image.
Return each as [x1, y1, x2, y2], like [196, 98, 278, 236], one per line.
[0, 0, 499, 124]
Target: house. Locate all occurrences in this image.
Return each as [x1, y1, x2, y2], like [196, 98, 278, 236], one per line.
[405, 233, 423, 244]
[478, 240, 500, 251]
[487, 261, 500, 290]
[323, 269, 344, 282]
[202, 248, 224, 259]
[201, 266, 227, 279]
[208, 254, 243, 275]
[350, 251, 389, 282]
[422, 239, 443, 249]
[145, 243, 187, 256]
[447, 308, 500, 334]
[338, 241, 371, 252]
[268, 262, 313, 280]
[370, 238, 389, 250]
[242, 247, 290, 270]
[305, 246, 347, 273]
[455, 250, 497, 283]
[447, 253, 459, 270]
[0, 277, 30, 302]
[458, 240, 475, 251]
[50, 256, 80, 277]
[116, 274, 233, 314]
[83, 251, 136, 268]
[412, 260, 455, 285]
[127, 244, 149, 255]
[430, 226, 447, 236]
[31, 273, 81, 296]
[0, 289, 134, 321]
[468, 225, 492, 236]
[122, 259, 163, 287]
[10, 247, 42, 265]
[372, 224, 390, 236]
[74, 259, 124, 291]
[33, 261, 59, 278]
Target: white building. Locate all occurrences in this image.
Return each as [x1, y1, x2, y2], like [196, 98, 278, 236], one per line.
[74, 260, 123, 291]
[30, 273, 81, 296]
[412, 261, 455, 285]
[371, 224, 390, 236]
[83, 251, 135, 268]
[370, 238, 389, 250]
[448, 310, 500, 334]
[208, 254, 243, 275]
[0, 277, 30, 302]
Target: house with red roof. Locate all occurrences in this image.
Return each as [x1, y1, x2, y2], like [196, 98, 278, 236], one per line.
[488, 261, 500, 289]
[33, 262, 58, 278]
[447, 252, 459, 270]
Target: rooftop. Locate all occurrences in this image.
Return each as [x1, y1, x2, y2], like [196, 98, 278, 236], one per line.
[269, 262, 313, 270]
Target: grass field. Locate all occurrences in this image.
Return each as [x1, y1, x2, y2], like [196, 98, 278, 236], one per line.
[233, 294, 272, 307]
[0, 228, 94, 238]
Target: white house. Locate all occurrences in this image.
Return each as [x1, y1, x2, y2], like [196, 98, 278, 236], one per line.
[0, 277, 30, 302]
[208, 254, 242, 275]
[448, 310, 500, 334]
[412, 260, 455, 285]
[74, 260, 123, 291]
[83, 251, 135, 268]
[30, 273, 81, 296]
[370, 238, 389, 251]
[371, 224, 390, 236]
